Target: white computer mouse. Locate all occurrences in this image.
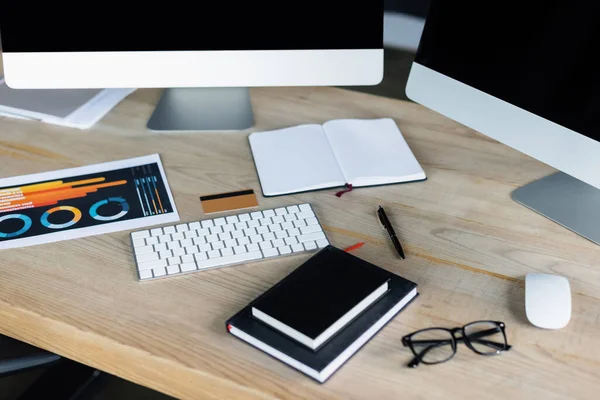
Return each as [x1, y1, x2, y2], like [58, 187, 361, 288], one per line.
[525, 273, 571, 329]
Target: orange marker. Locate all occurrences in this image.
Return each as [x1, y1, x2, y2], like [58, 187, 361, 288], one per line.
[344, 242, 365, 252]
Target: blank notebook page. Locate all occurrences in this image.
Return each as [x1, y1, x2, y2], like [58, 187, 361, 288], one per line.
[323, 118, 426, 187]
[249, 125, 346, 196]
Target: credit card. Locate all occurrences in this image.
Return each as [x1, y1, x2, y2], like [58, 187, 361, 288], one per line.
[200, 189, 259, 214]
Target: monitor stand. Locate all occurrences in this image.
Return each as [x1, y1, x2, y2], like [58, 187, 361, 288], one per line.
[512, 172, 600, 246]
[146, 87, 254, 132]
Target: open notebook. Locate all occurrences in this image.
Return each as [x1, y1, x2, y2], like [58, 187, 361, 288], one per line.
[249, 118, 426, 197]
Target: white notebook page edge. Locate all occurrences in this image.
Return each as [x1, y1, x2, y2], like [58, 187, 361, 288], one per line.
[249, 125, 347, 196]
[323, 118, 426, 187]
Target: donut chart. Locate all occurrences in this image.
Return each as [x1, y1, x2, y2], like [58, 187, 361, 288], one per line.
[89, 197, 130, 221]
[0, 214, 32, 238]
[41, 206, 82, 230]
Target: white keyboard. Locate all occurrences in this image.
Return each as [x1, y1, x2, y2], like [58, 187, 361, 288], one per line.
[130, 203, 329, 281]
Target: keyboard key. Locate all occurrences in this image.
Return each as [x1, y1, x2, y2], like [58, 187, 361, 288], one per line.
[133, 238, 146, 248]
[285, 237, 298, 246]
[263, 209, 275, 217]
[316, 239, 329, 248]
[293, 219, 306, 228]
[263, 232, 275, 241]
[235, 222, 248, 230]
[257, 226, 269, 234]
[287, 205, 300, 214]
[207, 234, 219, 242]
[153, 267, 167, 277]
[198, 244, 211, 252]
[223, 224, 235, 232]
[263, 248, 279, 257]
[167, 265, 180, 275]
[173, 248, 186, 257]
[135, 245, 154, 255]
[155, 243, 168, 252]
[238, 237, 250, 245]
[166, 242, 180, 250]
[189, 222, 201, 230]
[288, 228, 301, 237]
[180, 262, 197, 272]
[221, 247, 234, 256]
[225, 239, 237, 248]
[250, 235, 262, 243]
[281, 222, 293, 230]
[212, 241, 225, 250]
[176, 224, 189, 232]
[247, 220, 260, 228]
[208, 250, 221, 259]
[291, 243, 304, 253]
[244, 228, 257, 236]
[275, 208, 287, 216]
[132, 230, 150, 240]
[168, 256, 181, 266]
[214, 218, 226, 226]
[305, 217, 319, 226]
[219, 232, 232, 241]
[138, 259, 167, 271]
[136, 252, 159, 263]
[172, 232, 185, 241]
[272, 215, 285, 224]
[193, 236, 206, 246]
[197, 228, 210, 236]
[163, 226, 176, 234]
[226, 215, 239, 224]
[184, 230, 197, 239]
[239, 213, 251, 221]
[231, 230, 244, 238]
[180, 238, 193, 248]
[279, 245, 292, 255]
[195, 251, 263, 271]
[159, 250, 172, 259]
[272, 239, 285, 248]
[201, 220, 214, 228]
[139, 270, 153, 280]
[195, 252, 208, 261]
[259, 218, 271, 226]
[234, 245, 247, 254]
[269, 223, 282, 232]
[181, 254, 195, 263]
[297, 210, 315, 219]
[146, 236, 159, 245]
[304, 241, 317, 250]
[284, 214, 297, 222]
[247, 243, 260, 252]
[299, 204, 311, 211]
[151, 228, 163, 236]
[297, 232, 326, 243]
[301, 225, 322, 234]
[186, 245, 199, 254]
[275, 230, 288, 239]
[259, 241, 273, 250]
[210, 226, 223, 235]
[159, 234, 171, 243]
[251, 211, 263, 220]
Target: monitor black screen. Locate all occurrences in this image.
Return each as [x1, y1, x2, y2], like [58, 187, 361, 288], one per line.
[414, 1, 600, 141]
[0, 2, 383, 52]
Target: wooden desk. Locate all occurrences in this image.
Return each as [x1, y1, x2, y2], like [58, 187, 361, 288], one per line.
[0, 87, 598, 400]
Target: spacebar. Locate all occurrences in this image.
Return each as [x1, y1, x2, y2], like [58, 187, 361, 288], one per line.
[195, 251, 263, 270]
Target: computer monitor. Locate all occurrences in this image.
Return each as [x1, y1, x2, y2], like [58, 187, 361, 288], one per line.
[406, 1, 600, 245]
[0, 2, 384, 131]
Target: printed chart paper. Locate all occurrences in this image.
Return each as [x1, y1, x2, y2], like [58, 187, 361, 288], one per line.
[0, 154, 179, 250]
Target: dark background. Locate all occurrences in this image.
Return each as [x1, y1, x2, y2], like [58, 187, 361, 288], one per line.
[415, 0, 600, 141]
[0, 2, 383, 52]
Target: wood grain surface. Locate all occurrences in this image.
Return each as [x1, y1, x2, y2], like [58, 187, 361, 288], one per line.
[0, 85, 598, 400]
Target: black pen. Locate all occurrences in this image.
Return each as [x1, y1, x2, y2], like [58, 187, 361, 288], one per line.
[377, 206, 405, 259]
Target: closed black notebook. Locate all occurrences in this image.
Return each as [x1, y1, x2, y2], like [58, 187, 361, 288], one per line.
[251, 245, 391, 350]
[227, 246, 418, 383]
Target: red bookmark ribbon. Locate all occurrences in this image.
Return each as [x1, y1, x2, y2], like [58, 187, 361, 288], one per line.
[335, 183, 353, 198]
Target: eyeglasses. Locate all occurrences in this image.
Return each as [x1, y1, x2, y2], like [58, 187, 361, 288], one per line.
[401, 320, 512, 368]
